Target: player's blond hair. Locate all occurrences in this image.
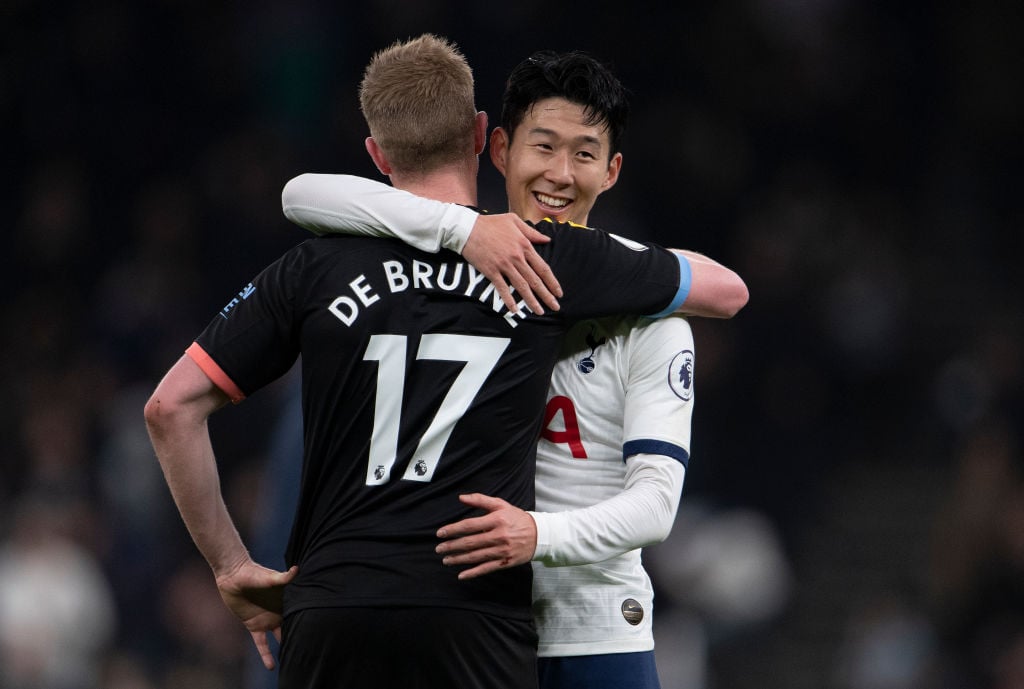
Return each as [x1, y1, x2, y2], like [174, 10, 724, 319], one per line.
[359, 34, 477, 174]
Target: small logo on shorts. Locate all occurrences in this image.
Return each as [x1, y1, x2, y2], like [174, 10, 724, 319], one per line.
[621, 598, 644, 626]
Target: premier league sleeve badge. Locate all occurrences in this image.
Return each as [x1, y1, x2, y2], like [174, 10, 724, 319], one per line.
[668, 350, 695, 401]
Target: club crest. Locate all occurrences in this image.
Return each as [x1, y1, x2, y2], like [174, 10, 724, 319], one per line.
[668, 350, 695, 401]
[576, 325, 607, 374]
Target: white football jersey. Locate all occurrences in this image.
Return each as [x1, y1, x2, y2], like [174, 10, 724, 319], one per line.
[533, 313, 695, 656]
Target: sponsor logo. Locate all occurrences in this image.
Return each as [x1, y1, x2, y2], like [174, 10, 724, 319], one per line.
[621, 598, 644, 625]
[608, 233, 648, 251]
[219, 282, 256, 319]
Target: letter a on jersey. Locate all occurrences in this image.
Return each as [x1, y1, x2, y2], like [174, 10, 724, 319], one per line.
[541, 395, 587, 458]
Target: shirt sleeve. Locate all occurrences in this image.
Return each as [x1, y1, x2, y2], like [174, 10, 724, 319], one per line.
[192, 248, 304, 398]
[281, 173, 478, 253]
[530, 452, 685, 566]
[538, 221, 686, 320]
[622, 315, 695, 461]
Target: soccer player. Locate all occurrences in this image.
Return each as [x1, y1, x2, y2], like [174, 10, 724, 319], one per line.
[145, 36, 704, 689]
[280, 50, 748, 689]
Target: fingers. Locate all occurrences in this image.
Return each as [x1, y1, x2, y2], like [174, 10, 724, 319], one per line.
[457, 559, 508, 581]
[503, 247, 560, 314]
[510, 270, 556, 315]
[439, 541, 506, 565]
[505, 271, 545, 315]
[436, 530, 493, 557]
[480, 263, 545, 315]
[458, 493, 509, 510]
[462, 216, 560, 314]
[443, 544, 526, 580]
[436, 514, 489, 540]
[517, 222, 552, 244]
[527, 251, 563, 301]
[485, 274, 519, 313]
[436, 494, 510, 539]
[251, 630, 276, 671]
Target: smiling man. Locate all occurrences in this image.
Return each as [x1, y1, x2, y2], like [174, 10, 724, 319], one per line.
[466, 51, 701, 689]
[489, 57, 625, 225]
[490, 96, 622, 219]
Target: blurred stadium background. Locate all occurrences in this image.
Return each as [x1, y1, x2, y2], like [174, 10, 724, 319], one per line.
[1, 2, 1021, 688]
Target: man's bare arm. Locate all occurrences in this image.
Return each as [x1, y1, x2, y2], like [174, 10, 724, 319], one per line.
[675, 249, 749, 318]
[144, 355, 297, 669]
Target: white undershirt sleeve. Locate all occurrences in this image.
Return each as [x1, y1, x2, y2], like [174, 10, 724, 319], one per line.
[281, 173, 478, 253]
[530, 453, 685, 566]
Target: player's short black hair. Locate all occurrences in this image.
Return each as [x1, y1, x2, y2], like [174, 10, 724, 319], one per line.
[500, 51, 630, 157]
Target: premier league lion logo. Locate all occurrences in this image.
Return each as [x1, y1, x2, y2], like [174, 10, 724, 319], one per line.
[668, 350, 695, 401]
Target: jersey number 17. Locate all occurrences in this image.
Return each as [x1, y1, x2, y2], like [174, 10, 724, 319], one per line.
[362, 333, 509, 486]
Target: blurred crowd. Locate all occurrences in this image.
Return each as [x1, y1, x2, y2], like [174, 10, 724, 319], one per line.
[1, 2, 1020, 688]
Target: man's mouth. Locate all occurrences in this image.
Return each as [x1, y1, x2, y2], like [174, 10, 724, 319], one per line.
[534, 192, 571, 211]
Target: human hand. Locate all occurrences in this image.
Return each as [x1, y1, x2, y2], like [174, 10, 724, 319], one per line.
[435, 493, 538, 580]
[215, 560, 299, 670]
[462, 214, 562, 315]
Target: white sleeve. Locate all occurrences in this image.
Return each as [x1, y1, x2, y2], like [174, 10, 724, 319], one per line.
[280, 173, 479, 253]
[530, 453, 685, 566]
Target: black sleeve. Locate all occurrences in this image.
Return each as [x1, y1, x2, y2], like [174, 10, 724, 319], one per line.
[194, 246, 304, 397]
[535, 220, 683, 320]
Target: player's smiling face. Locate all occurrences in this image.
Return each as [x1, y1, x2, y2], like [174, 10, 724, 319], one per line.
[490, 97, 622, 226]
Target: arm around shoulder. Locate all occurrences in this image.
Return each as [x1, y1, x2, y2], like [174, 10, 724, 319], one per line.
[280, 173, 477, 252]
[673, 249, 749, 319]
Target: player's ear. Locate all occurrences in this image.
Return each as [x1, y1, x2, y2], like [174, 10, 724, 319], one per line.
[489, 127, 510, 178]
[365, 137, 392, 176]
[473, 111, 488, 155]
[600, 152, 622, 192]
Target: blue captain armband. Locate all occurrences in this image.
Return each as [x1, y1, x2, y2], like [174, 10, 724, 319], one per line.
[646, 252, 692, 318]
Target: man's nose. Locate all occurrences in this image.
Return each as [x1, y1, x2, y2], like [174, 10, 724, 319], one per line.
[544, 150, 573, 185]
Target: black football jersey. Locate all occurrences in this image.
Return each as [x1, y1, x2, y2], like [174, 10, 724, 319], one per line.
[191, 219, 685, 620]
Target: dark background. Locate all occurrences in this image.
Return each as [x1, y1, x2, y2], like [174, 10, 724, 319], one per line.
[2, 2, 1022, 688]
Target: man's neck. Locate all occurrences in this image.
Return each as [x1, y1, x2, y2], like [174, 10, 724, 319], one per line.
[389, 162, 478, 207]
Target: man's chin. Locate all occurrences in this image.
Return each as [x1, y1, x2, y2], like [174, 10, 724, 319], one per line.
[531, 207, 572, 224]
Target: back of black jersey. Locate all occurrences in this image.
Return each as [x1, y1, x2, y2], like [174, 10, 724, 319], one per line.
[192, 225, 682, 619]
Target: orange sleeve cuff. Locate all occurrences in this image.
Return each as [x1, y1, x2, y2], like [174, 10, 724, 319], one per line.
[186, 342, 246, 404]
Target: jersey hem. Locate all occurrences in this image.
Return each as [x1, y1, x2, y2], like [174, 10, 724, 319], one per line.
[538, 638, 655, 657]
[284, 596, 534, 622]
